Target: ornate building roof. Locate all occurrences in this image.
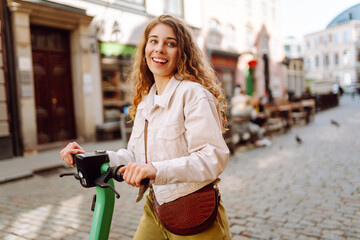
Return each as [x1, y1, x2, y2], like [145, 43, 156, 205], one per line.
[327, 3, 360, 28]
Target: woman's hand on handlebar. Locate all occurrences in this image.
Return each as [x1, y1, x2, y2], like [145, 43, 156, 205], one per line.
[60, 142, 85, 167]
[119, 162, 156, 187]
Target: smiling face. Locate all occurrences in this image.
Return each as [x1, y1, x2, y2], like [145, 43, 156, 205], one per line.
[145, 23, 178, 82]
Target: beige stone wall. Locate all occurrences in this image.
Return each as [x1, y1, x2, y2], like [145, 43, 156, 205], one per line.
[11, 11, 38, 155]
[70, 24, 96, 142]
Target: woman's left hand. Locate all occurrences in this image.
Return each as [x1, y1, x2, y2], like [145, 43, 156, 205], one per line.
[119, 162, 156, 187]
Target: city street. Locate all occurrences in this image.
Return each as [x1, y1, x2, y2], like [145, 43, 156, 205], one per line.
[1, 94, 360, 240]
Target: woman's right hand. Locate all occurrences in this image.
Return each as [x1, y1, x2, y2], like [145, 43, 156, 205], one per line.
[60, 142, 85, 167]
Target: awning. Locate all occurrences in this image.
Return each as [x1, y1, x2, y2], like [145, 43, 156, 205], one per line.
[99, 42, 137, 57]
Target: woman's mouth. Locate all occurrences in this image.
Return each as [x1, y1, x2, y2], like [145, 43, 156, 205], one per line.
[152, 58, 168, 64]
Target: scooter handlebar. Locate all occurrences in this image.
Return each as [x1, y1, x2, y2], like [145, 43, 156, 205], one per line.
[109, 165, 150, 186]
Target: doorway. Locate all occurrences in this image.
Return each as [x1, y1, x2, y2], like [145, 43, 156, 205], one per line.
[31, 25, 76, 144]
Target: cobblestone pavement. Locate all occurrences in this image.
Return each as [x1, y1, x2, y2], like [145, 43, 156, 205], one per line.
[1, 95, 360, 240]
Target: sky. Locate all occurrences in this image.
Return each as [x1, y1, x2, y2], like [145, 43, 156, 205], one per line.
[280, 0, 360, 40]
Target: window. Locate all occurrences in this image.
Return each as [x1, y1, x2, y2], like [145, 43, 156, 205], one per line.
[209, 18, 220, 32]
[334, 53, 339, 65]
[357, 48, 360, 62]
[208, 19, 221, 45]
[164, 0, 183, 17]
[333, 33, 339, 43]
[246, 28, 255, 49]
[343, 50, 350, 65]
[224, 24, 235, 47]
[323, 35, 329, 44]
[306, 58, 311, 70]
[315, 55, 319, 68]
[324, 54, 329, 67]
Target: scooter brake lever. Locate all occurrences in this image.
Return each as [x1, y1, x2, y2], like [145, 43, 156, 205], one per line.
[94, 169, 121, 199]
[59, 172, 80, 180]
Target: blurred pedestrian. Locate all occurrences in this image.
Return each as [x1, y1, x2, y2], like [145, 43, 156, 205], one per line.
[231, 87, 271, 147]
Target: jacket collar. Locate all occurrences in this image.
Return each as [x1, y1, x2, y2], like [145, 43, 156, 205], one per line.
[138, 74, 183, 112]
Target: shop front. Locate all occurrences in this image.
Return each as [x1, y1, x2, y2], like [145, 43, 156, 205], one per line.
[91, 9, 150, 140]
[209, 51, 240, 102]
[7, 0, 93, 155]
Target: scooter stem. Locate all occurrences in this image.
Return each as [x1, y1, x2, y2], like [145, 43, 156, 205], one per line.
[89, 163, 115, 240]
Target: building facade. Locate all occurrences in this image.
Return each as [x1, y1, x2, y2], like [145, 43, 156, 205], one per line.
[303, 3, 360, 93]
[200, 0, 285, 100]
[3, 0, 285, 159]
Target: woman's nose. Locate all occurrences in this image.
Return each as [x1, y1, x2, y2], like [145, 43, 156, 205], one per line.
[155, 43, 165, 53]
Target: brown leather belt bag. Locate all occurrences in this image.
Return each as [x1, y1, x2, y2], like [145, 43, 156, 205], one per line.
[150, 184, 220, 236]
[144, 120, 220, 235]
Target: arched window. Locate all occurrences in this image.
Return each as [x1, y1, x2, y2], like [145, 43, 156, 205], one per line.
[208, 18, 221, 45]
[224, 24, 235, 47]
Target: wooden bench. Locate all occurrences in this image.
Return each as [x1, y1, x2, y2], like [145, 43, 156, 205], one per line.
[301, 99, 316, 123]
[290, 101, 307, 125]
[263, 101, 291, 133]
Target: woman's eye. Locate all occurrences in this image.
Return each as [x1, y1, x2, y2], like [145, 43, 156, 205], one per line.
[168, 42, 176, 47]
[150, 39, 157, 44]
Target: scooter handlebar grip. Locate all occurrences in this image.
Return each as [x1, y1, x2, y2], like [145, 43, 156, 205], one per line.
[111, 165, 125, 182]
[111, 165, 149, 185]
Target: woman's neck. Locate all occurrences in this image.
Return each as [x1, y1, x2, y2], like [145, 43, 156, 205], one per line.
[154, 75, 173, 95]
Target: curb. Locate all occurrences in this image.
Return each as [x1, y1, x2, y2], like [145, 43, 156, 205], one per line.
[0, 163, 68, 184]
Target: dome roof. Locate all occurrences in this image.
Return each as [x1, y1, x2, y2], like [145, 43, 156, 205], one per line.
[327, 3, 360, 28]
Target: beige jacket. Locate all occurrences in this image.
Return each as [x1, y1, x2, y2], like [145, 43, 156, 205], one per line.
[108, 76, 229, 204]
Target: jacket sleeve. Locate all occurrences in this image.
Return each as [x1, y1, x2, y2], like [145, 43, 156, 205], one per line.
[151, 94, 229, 185]
[107, 149, 133, 167]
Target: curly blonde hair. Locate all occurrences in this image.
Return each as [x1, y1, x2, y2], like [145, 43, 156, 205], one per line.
[128, 14, 227, 131]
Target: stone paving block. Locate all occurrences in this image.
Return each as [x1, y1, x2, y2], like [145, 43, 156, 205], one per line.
[298, 219, 315, 227]
[74, 231, 90, 239]
[297, 236, 318, 240]
[62, 236, 80, 240]
[246, 217, 265, 224]
[229, 217, 247, 226]
[36, 236, 53, 240]
[232, 235, 250, 240]
[296, 228, 322, 238]
[2, 234, 27, 240]
[241, 229, 271, 240]
[115, 236, 134, 240]
[230, 224, 246, 235]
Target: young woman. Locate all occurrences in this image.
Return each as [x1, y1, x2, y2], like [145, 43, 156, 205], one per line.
[60, 14, 231, 239]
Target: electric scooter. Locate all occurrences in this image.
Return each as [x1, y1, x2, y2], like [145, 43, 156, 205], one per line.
[59, 150, 147, 240]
